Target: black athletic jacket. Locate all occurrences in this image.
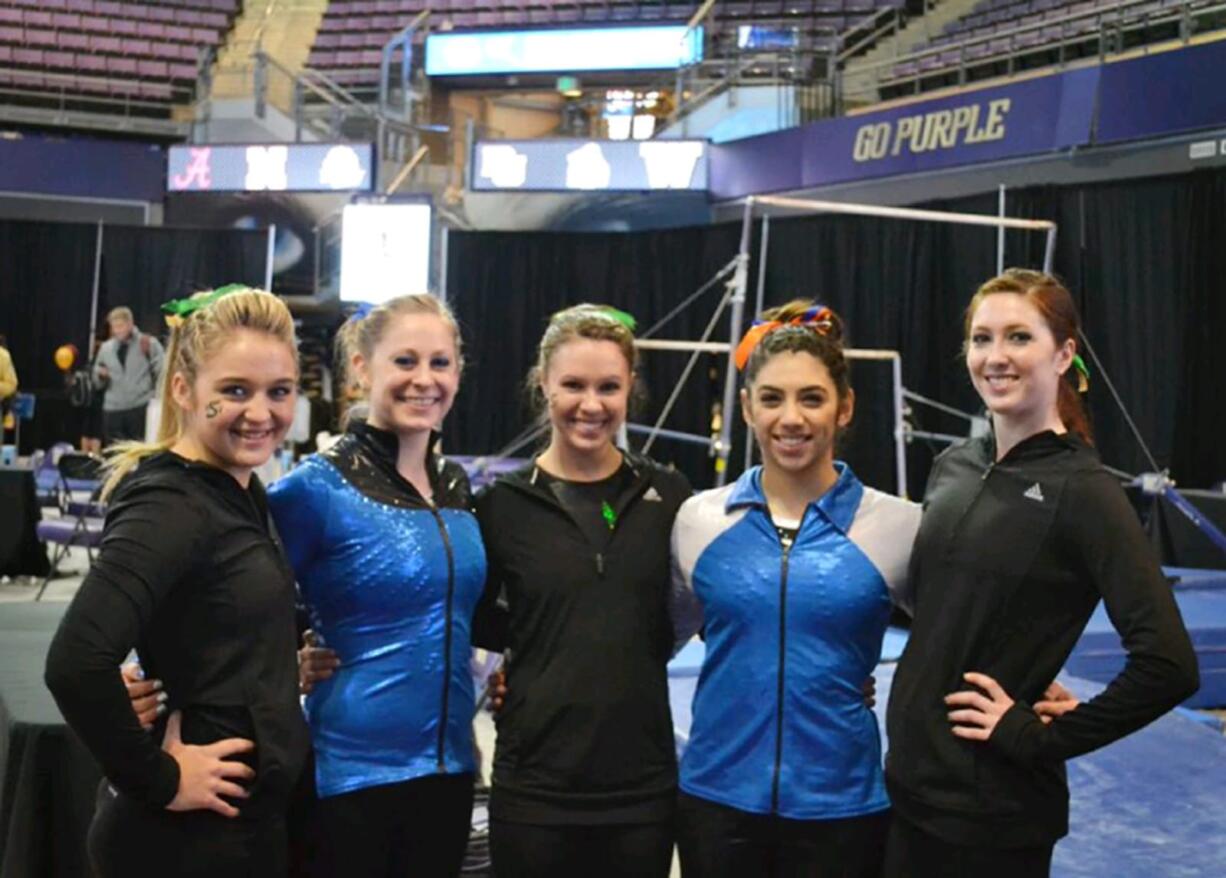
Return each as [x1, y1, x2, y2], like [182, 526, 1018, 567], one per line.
[885, 431, 1199, 847]
[473, 452, 691, 825]
[45, 452, 310, 817]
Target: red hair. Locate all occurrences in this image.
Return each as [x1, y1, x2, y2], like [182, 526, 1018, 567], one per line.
[964, 269, 1093, 445]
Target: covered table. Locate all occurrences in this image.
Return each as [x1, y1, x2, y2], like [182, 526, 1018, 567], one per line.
[0, 602, 100, 878]
[0, 469, 49, 578]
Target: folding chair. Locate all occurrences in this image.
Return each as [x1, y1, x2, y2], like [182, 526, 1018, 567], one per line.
[34, 452, 106, 600]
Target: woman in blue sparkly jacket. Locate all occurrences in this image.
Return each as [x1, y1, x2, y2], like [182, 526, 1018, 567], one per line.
[268, 295, 486, 878]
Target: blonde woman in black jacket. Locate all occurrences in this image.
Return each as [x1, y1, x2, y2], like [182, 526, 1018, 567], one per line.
[883, 270, 1199, 877]
[473, 305, 690, 878]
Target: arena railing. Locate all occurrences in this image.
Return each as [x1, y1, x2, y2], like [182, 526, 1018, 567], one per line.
[842, 0, 1226, 102]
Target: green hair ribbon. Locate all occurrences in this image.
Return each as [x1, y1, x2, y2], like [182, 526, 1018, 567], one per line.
[1071, 354, 1090, 393]
[597, 307, 637, 333]
[161, 284, 249, 328]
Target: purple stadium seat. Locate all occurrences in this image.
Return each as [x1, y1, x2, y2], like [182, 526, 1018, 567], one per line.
[0, 9, 20, 24]
[13, 48, 46, 66]
[24, 10, 53, 26]
[44, 0, 69, 8]
[45, 50, 76, 69]
[106, 55, 137, 75]
[112, 19, 138, 36]
[122, 38, 152, 55]
[165, 25, 193, 42]
[138, 59, 168, 77]
[67, 0, 94, 10]
[26, 29, 57, 47]
[0, 25, 21, 41]
[0, 45, 11, 63]
[139, 80, 172, 99]
[76, 52, 108, 73]
[1014, 28, 1043, 47]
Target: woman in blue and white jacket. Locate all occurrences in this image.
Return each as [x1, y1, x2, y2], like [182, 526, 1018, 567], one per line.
[670, 301, 920, 878]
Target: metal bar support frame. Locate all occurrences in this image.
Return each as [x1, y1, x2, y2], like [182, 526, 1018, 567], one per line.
[629, 194, 1059, 495]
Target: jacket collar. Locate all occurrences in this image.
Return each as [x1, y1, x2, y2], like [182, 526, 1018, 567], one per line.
[726, 462, 864, 534]
[502, 448, 651, 510]
[973, 429, 1084, 466]
[347, 418, 445, 495]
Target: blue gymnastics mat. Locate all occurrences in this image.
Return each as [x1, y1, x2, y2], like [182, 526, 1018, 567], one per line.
[669, 621, 1226, 876]
[1066, 566, 1226, 709]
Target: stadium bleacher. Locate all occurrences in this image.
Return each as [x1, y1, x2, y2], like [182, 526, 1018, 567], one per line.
[307, 0, 910, 87]
[883, 0, 1220, 93]
[0, 0, 240, 110]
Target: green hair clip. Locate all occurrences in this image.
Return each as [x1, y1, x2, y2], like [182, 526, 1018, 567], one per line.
[1071, 354, 1090, 393]
[161, 284, 249, 327]
[597, 306, 637, 333]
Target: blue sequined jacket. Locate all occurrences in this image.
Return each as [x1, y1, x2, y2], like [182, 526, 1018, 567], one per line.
[268, 421, 487, 798]
[670, 464, 920, 820]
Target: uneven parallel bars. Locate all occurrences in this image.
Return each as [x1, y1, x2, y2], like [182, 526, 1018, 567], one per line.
[749, 194, 1056, 232]
[637, 339, 902, 362]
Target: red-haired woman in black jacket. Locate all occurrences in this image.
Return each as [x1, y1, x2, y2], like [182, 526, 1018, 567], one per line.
[883, 270, 1199, 877]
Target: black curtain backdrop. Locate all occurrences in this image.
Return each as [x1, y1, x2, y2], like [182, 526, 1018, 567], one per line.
[0, 221, 267, 454]
[0, 220, 98, 455]
[445, 168, 1226, 495]
[100, 225, 270, 333]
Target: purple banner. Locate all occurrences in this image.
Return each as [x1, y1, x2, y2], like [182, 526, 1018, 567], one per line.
[1097, 40, 1226, 144]
[711, 67, 1099, 200]
[0, 134, 165, 202]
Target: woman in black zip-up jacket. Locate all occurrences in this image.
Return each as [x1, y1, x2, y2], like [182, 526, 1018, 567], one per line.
[45, 288, 310, 877]
[883, 270, 1199, 877]
[473, 304, 690, 878]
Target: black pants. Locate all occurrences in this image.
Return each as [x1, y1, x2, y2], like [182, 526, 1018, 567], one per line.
[88, 782, 288, 878]
[313, 772, 474, 878]
[102, 404, 147, 444]
[881, 815, 1054, 878]
[489, 817, 674, 878]
[677, 792, 890, 878]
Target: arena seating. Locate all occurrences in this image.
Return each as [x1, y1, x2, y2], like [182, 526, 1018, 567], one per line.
[308, 0, 909, 87]
[885, 0, 1217, 91]
[0, 0, 241, 111]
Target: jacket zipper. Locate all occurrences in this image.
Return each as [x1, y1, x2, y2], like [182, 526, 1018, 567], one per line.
[771, 538, 792, 813]
[508, 466, 651, 582]
[428, 499, 458, 773]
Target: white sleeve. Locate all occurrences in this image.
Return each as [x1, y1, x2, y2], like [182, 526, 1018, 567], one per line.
[668, 511, 705, 656]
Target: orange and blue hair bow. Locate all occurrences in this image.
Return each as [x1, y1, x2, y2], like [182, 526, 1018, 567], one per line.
[733, 305, 835, 371]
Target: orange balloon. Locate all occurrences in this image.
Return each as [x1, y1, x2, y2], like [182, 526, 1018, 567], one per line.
[54, 344, 78, 372]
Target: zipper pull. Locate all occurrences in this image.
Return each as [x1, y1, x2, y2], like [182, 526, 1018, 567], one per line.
[981, 463, 995, 481]
[596, 553, 605, 577]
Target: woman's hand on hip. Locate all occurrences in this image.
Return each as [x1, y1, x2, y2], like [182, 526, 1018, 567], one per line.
[1034, 680, 1080, 725]
[161, 711, 255, 818]
[945, 672, 1016, 741]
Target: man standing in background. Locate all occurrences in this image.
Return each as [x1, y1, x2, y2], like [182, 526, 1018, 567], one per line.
[94, 307, 163, 445]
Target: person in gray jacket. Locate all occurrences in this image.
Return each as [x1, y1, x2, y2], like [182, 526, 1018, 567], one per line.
[94, 307, 164, 444]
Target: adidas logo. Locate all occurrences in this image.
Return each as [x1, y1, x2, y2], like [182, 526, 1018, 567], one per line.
[1023, 483, 1045, 503]
[643, 487, 663, 502]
